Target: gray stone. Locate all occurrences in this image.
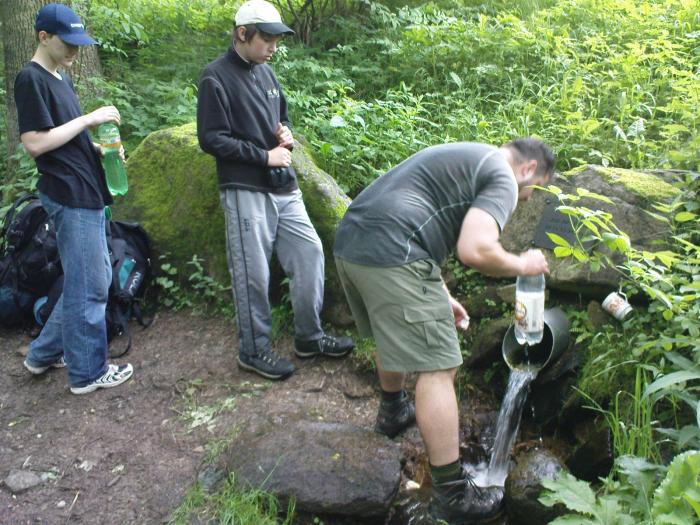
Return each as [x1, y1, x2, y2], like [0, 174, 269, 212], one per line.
[197, 465, 226, 494]
[464, 318, 511, 367]
[219, 419, 401, 517]
[587, 300, 612, 331]
[4, 469, 42, 493]
[501, 165, 682, 296]
[504, 449, 568, 525]
[461, 286, 507, 319]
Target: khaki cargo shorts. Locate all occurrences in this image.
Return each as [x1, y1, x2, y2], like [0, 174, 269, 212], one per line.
[335, 257, 462, 372]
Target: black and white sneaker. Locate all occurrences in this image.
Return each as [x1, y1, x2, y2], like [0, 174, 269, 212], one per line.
[294, 334, 354, 358]
[24, 356, 66, 375]
[70, 363, 134, 395]
[237, 349, 295, 380]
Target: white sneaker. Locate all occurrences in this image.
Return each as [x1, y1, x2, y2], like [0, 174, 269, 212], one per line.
[70, 363, 134, 395]
[23, 356, 66, 375]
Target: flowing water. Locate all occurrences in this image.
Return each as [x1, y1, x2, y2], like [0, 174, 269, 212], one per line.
[474, 366, 538, 487]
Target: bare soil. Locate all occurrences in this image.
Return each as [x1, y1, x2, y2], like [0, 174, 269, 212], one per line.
[0, 310, 383, 524]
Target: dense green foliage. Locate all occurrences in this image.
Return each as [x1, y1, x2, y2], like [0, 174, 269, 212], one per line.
[1, 0, 699, 522]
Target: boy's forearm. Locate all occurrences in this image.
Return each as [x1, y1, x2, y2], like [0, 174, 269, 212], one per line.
[20, 114, 90, 158]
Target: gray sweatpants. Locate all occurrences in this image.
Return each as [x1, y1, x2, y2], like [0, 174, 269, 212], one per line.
[220, 188, 324, 357]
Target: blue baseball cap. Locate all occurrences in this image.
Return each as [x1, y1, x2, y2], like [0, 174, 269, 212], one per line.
[35, 3, 97, 46]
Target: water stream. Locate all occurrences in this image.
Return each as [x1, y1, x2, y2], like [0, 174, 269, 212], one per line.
[474, 366, 538, 487]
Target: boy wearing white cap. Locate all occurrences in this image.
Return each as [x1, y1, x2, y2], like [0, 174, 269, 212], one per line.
[197, 0, 354, 380]
[15, 3, 133, 394]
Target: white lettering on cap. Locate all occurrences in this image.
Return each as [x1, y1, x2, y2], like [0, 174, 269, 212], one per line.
[70, 23, 84, 28]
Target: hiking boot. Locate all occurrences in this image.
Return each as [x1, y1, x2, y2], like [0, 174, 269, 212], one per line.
[429, 468, 504, 524]
[237, 349, 295, 380]
[294, 334, 354, 359]
[70, 363, 134, 395]
[374, 389, 416, 438]
[24, 355, 66, 375]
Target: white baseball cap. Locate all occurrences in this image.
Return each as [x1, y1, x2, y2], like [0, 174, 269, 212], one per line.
[235, 0, 294, 36]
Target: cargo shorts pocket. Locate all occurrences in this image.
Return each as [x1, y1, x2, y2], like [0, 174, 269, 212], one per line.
[403, 303, 454, 347]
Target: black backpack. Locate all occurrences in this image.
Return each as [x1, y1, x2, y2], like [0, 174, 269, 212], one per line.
[0, 194, 62, 326]
[33, 220, 155, 356]
[104, 220, 155, 357]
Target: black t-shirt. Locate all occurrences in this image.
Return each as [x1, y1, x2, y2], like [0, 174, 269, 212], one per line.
[14, 62, 112, 209]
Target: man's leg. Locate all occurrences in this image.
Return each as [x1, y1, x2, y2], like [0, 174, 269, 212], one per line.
[220, 189, 294, 379]
[274, 191, 353, 357]
[273, 190, 324, 341]
[418, 368, 505, 524]
[375, 364, 416, 438]
[415, 368, 459, 465]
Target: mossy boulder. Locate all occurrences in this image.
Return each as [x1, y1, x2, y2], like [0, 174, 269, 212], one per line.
[501, 164, 682, 296]
[116, 123, 226, 281]
[116, 123, 352, 324]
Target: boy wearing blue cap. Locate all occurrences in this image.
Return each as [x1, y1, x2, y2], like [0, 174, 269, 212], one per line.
[15, 3, 133, 394]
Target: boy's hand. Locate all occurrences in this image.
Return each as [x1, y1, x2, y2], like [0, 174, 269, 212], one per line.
[94, 143, 126, 161]
[275, 123, 293, 149]
[85, 106, 121, 128]
[267, 145, 292, 167]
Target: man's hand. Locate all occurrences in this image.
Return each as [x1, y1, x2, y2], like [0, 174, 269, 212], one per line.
[518, 249, 550, 275]
[449, 296, 470, 331]
[275, 123, 293, 149]
[267, 145, 292, 167]
[84, 106, 121, 128]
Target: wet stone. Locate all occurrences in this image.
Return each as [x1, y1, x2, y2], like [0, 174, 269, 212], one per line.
[504, 449, 568, 525]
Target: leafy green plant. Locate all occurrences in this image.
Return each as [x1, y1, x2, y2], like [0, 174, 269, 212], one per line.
[156, 255, 192, 310]
[652, 450, 700, 524]
[187, 255, 234, 317]
[543, 178, 700, 451]
[540, 451, 700, 525]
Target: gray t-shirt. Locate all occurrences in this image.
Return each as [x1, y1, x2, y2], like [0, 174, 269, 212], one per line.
[333, 143, 518, 267]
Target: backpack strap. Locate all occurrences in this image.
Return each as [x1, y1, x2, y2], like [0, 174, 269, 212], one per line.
[108, 304, 133, 358]
[1, 194, 39, 253]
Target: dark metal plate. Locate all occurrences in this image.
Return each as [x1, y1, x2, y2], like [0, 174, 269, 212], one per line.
[532, 199, 577, 249]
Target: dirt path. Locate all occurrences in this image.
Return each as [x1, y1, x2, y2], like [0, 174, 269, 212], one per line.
[0, 310, 380, 524]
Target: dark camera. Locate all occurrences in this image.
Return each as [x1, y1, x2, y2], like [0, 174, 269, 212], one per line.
[268, 167, 294, 188]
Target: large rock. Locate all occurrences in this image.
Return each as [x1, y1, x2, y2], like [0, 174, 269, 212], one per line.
[119, 123, 351, 323]
[504, 449, 568, 525]
[501, 165, 681, 296]
[216, 419, 401, 517]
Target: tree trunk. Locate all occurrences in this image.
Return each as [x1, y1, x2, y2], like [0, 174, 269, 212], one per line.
[71, 0, 103, 100]
[1, 0, 102, 199]
[1, 0, 46, 190]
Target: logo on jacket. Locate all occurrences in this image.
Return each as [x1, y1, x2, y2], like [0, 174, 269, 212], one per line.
[266, 88, 280, 99]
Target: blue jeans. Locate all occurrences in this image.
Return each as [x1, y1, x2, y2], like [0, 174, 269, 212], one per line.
[26, 193, 111, 387]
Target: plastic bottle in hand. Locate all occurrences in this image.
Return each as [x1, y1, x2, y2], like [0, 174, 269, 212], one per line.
[97, 123, 128, 196]
[514, 274, 545, 345]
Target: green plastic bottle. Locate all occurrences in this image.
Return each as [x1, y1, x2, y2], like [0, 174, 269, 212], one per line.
[97, 123, 128, 196]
